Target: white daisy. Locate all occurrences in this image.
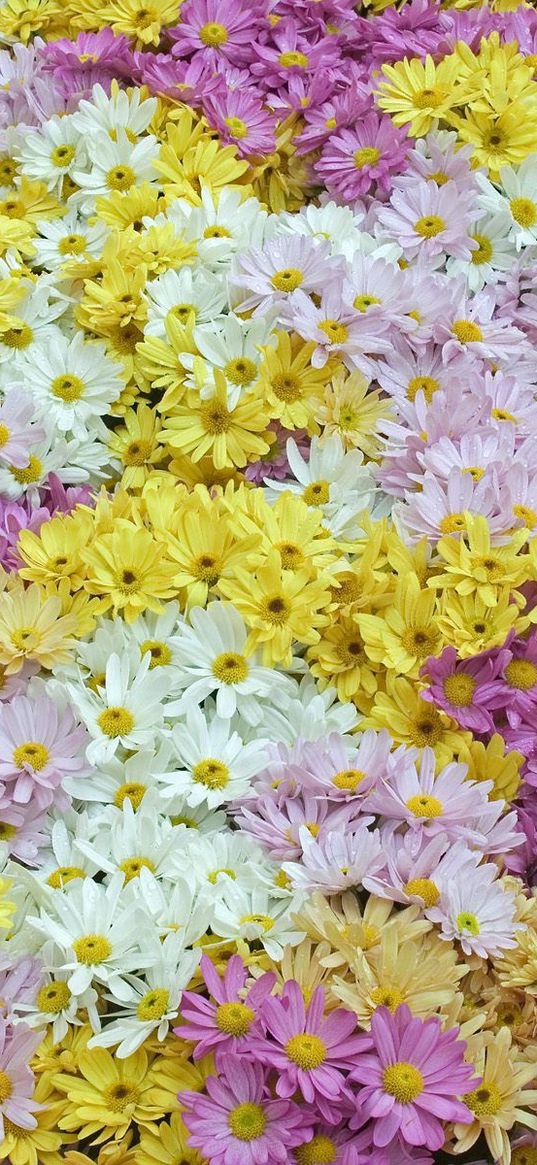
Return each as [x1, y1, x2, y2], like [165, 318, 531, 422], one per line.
[212, 885, 305, 960]
[63, 743, 175, 808]
[256, 674, 359, 743]
[477, 158, 537, 249]
[165, 703, 266, 809]
[52, 619, 137, 685]
[128, 866, 213, 945]
[447, 213, 516, 291]
[175, 830, 275, 896]
[275, 200, 364, 257]
[428, 866, 522, 959]
[14, 114, 85, 193]
[143, 266, 227, 337]
[72, 129, 158, 210]
[0, 294, 65, 369]
[168, 186, 270, 269]
[24, 813, 100, 888]
[71, 83, 157, 142]
[68, 652, 169, 764]
[265, 435, 376, 539]
[180, 314, 275, 395]
[167, 602, 295, 724]
[32, 209, 108, 271]
[125, 601, 185, 689]
[75, 796, 186, 883]
[15, 332, 123, 436]
[0, 427, 75, 503]
[18, 955, 100, 1044]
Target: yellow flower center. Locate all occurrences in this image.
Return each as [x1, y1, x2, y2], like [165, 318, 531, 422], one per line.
[2, 324, 32, 349]
[58, 233, 87, 256]
[72, 933, 112, 965]
[192, 758, 229, 789]
[12, 741, 49, 771]
[261, 594, 291, 624]
[37, 981, 71, 1013]
[204, 225, 231, 238]
[371, 985, 405, 1010]
[429, 170, 448, 185]
[285, 1033, 326, 1070]
[114, 782, 147, 809]
[51, 374, 85, 402]
[505, 659, 537, 690]
[331, 768, 365, 791]
[0, 1072, 12, 1102]
[382, 1061, 424, 1103]
[106, 165, 136, 192]
[199, 21, 228, 46]
[136, 987, 170, 1020]
[302, 479, 330, 506]
[465, 1081, 502, 1116]
[354, 146, 380, 169]
[271, 372, 302, 403]
[319, 319, 348, 344]
[0, 424, 9, 448]
[104, 1081, 140, 1112]
[212, 652, 249, 684]
[47, 866, 86, 889]
[439, 511, 466, 534]
[216, 1001, 255, 1036]
[169, 303, 197, 325]
[119, 856, 155, 881]
[271, 267, 304, 292]
[404, 877, 439, 906]
[414, 215, 445, 238]
[224, 116, 248, 139]
[414, 87, 445, 109]
[407, 375, 439, 403]
[10, 456, 43, 485]
[208, 866, 236, 883]
[0, 823, 16, 840]
[228, 1102, 266, 1141]
[512, 1148, 537, 1165]
[464, 465, 485, 483]
[456, 911, 480, 937]
[279, 50, 309, 68]
[240, 913, 274, 931]
[452, 319, 483, 343]
[510, 197, 537, 228]
[275, 540, 305, 569]
[295, 1134, 337, 1164]
[123, 438, 153, 466]
[140, 639, 172, 668]
[354, 293, 381, 312]
[513, 503, 537, 527]
[223, 356, 257, 386]
[193, 553, 221, 585]
[51, 144, 75, 168]
[471, 234, 493, 264]
[492, 407, 517, 423]
[401, 626, 438, 659]
[97, 706, 135, 738]
[443, 673, 476, 707]
[406, 793, 443, 818]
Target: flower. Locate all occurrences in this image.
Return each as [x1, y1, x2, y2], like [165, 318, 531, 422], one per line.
[452, 1028, 537, 1165]
[349, 1004, 477, 1151]
[176, 954, 275, 1059]
[0, 689, 89, 810]
[420, 644, 508, 732]
[0, 1019, 41, 1138]
[315, 114, 409, 200]
[427, 864, 521, 958]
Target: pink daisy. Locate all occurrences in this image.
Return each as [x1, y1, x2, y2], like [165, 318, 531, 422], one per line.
[170, 0, 266, 67]
[435, 287, 530, 365]
[180, 1054, 311, 1164]
[281, 286, 390, 377]
[0, 391, 45, 470]
[315, 114, 409, 200]
[364, 828, 478, 908]
[397, 468, 506, 544]
[282, 819, 383, 895]
[399, 133, 478, 195]
[349, 1004, 477, 1151]
[235, 793, 361, 861]
[0, 1018, 42, 1138]
[175, 954, 275, 1059]
[420, 644, 509, 733]
[0, 692, 90, 811]
[377, 180, 476, 260]
[487, 633, 537, 729]
[135, 52, 220, 104]
[203, 87, 276, 157]
[296, 83, 371, 156]
[292, 729, 391, 801]
[230, 235, 338, 315]
[251, 19, 341, 90]
[367, 747, 492, 843]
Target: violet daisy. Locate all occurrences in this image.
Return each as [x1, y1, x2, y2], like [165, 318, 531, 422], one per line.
[175, 954, 275, 1059]
[0, 1018, 42, 1138]
[170, 0, 264, 67]
[377, 180, 475, 260]
[203, 87, 276, 158]
[349, 1004, 477, 1151]
[315, 114, 409, 200]
[420, 644, 509, 733]
[367, 747, 492, 843]
[0, 691, 90, 812]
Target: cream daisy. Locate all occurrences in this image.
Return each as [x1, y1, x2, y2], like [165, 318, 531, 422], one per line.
[14, 114, 85, 193]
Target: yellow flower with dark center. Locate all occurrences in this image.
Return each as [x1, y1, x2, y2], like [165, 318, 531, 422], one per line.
[160, 370, 272, 470]
[82, 521, 177, 622]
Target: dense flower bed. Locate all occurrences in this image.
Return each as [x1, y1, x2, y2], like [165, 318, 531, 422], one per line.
[1, 1, 537, 1163]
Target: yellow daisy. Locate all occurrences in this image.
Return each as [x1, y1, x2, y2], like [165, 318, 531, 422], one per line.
[452, 1028, 537, 1165]
[376, 53, 472, 136]
[255, 332, 331, 432]
[55, 1047, 158, 1144]
[357, 572, 441, 677]
[160, 370, 271, 470]
[0, 580, 79, 673]
[82, 521, 177, 622]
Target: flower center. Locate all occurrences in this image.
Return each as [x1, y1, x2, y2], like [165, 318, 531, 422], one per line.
[10, 456, 43, 485]
[409, 710, 443, 748]
[319, 319, 348, 344]
[513, 503, 537, 527]
[505, 659, 537, 690]
[492, 407, 517, 423]
[199, 21, 228, 46]
[464, 465, 485, 482]
[58, 233, 87, 255]
[465, 1080, 502, 1116]
[406, 793, 443, 819]
[439, 511, 466, 534]
[12, 741, 49, 771]
[228, 1102, 266, 1141]
[354, 293, 381, 312]
[0, 1072, 12, 1102]
[382, 1061, 424, 1103]
[106, 165, 136, 192]
[477, 555, 502, 579]
[401, 626, 438, 658]
[452, 319, 483, 343]
[443, 673, 476, 707]
[354, 146, 380, 169]
[404, 877, 439, 906]
[224, 116, 248, 139]
[271, 373, 302, 403]
[0, 823, 16, 840]
[0, 424, 9, 448]
[429, 170, 448, 185]
[98, 706, 135, 738]
[471, 234, 493, 264]
[51, 374, 85, 402]
[285, 1033, 326, 1070]
[456, 911, 480, 937]
[123, 439, 153, 466]
[371, 986, 404, 1010]
[216, 1001, 255, 1036]
[37, 981, 71, 1013]
[407, 375, 439, 403]
[271, 267, 304, 292]
[119, 856, 155, 881]
[295, 1135, 337, 1165]
[104, 1081, 140, 1112]
[140, 639, 172, 668]
[204, 225, 231, 238]
[51, 144, 75, 167]
[136, 987, 170, 1020]
[510, 197, 537, 228]
[169, 303, 197, 324]
[240, 913, 274, 931]
[414, 87, 445, 109]
[212, 652, 249, 684]
[193, 553, 221, 584]
[192, 758, 229, 789]
[47, 866, 86, 889]
[302, 479, 329, 506]
[414, 215, 445, 238]
[279, 50, 309, 68]
[208, 866, 236, 883]
[72, 933, 112, 965]
[114, 782, 147, 809]
[512, 1149, 537, 1165]
[2, 324, 32, 349]
[223, 357, 257, 386]
[261, 594, 290, 624]
[276, 541, 304, 569]
[331, 768, 365, 791]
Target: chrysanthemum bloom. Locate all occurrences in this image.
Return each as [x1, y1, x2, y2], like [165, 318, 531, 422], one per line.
[0, 1018, 42, 1138]
[487, 633, 537, 729]
[367, 746, 492, 843]
[0, 691, 89, 811]
[230, 235, 338, 316]
[427, 863, 520, 958]
[203, 87, 276, 158]
[315, 114, 409, 200]
[349, 1004, 477, 1151]
[249, 982, 369, 1121]
[41, 30, 134, 100]
[420, 644, 508, 733]
[176, 954, 275, 1059]
[180, 1054, 310, 1164]
[0, 389, 44, 470]
[170, 0, 265, 66]
[452, 1028, 537, 1165]
[378, 180, 476, 261]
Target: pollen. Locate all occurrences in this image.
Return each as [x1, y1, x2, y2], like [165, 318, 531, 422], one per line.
[10, 455, 43, 484]
[37, 981, 71, 1013]
[331, 768, 365, 791]
[140, 639, 172, 668]
[303, 479, 330, 506]
[261, 595, 290, 624]
[439, 512, 466, 534]
[47, 866, 86, 889]
[404, 877, 440, 907]
[51, 374, 85, 403]
[452, 319, 483, 344]
[279, 50, 309, 68]
[414, 215, 445, 238]
[216, 1001, 255, 1036]
[192, 758, 230, 789]
[114, 783, 147, 811]
[319, 319, 348, 344]
[295, 1134, 337, 1164]
[271, 373, 302, 402]
[0, 1072, 12, 1102]
[12, 741, 49, 771]
[275, 540, 304, 569]
[271, 267, 304, 292]
[72, 933, 112, 965]
[0, 424, 9, 448]
[51, 144, 75, 168]
[2, 324, 32, 349]
[223, 357, 257, 386]
[123, 439, 153, 466]
[406, 793, 443, 818]
[98, 706, 135, 738]
[470, 234, 493, 264]
[119, 857, 156, 881]
[240, 913, 275, 932]
[465, 1081, 502, 1116]
[382, 1061, 424, 1103]
[443, 673, 476, 707]
[505, 659, 537, 690]
[224, 116, 248, 139]
[228, 1101, 266, 1141]
[212, 652, 249, 684]
[354, 146, 380, 169]
[407, 375, 439, 403]
[106, 165, 136, 192]
[136, 988, 170, 1020]
[509, 197, 537, 229]
[58, 233, 87, 255]
[371, 985, 404, 1010]
[456, 910, 481, 937]
[285, 1033, 326, 1070]
[199, 21, 228, 46]
[513, 503, 537, 527]
[104, 1081, 140, 1112]
[354, 293, 381, 311]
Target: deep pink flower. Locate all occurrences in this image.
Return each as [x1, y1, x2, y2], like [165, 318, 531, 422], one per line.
[349, 1005, 477, 1151]
[170, 0, 266, 67]
[175, 954, 275, 1059]
[203, 87, 276, 157]
[421, 645, 509, 733]
[250, 18, 341, 89]
[486, 634, 537, 729]
[39, 30, 134, 99]
[315, 115, 409, 200]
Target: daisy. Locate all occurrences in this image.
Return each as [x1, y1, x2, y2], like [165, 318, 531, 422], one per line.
[349, 1004, 477, 1151]
[71, 81, 157, 141]
[377, 180, 475, 260]
[315, 114, 409, 200]
[265, 435, 376, 537]
[282, 821, 384, 895]
[180, 314, 274, 394]
[68, 651, 169, 764]
[166, 703, 266, 808]
[75, 795, 186, 883]
[20, 965, 99, 1044]
[282, 285, 390, 377]
[275, 201, 362, 258]
[435, 285, 530, 365]
[130, 867, 213, 945]
[0, 689, 89, 811]
[170, 0, 261, 67]
[230, 234, 337, 316]
[365, 830, 479, 910]
[33, 210, 108, 271]
[452, 1029, 537, 1165]
[0, 1019, 41, 1139]
[447, 213, 516, 291]
[212, 884, 305, 959]
[14, 114, 84, 193]
[0, 388, 43, 469]
[203, 87, 276, 158]
[177, 829, 274, 894]
[368, 747, 492, 842]
[477, 157, 537, 249]
[64, 743, 175, 809]
[168, 186, 269, 270]
[167, 601, 295, 724]
[72, 129, 158, 208]
[0, 297, 65, 370]
[143, 265, 226, 337]
[176, 953, 275, 1059]
[428, 865, 521, 958]
[421, 644, 507, 733]
[17, 332, 123, 437]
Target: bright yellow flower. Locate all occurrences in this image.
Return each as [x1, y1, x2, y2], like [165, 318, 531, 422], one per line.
[71, 0, 181, 46]
[448, 103, 537, 175]
[0, 581, 79, 673]
[0, 1075, 66, 1165]
[16, 510, 94, 590]
[112, 222, 197, 280]
[219, 549, 332, 665]
[454, 35, 537, 115]
[376, 53, 472, 136]
[431, 515, 530, 606]
[76, 257, 148, 334]
[362, 673, 472, 763]
[164, 493, 260, 610]
[82, 521, 177, 622]
[109, 403, 165, 490]
[155, 124, 249, 205]
[227, 489, 338, 577]
[94, 183, 164, 232]
[137, 317, 196, 410]
[316, 367, 392, 456]
[55, 1046, 158, 1144]
[160, 370, 272, 470]
[0, 0, 58, 41]
[137, 1112, 203, 1165]
[357, 572, 441, 676]
[452, 1028, 537, 1165]
[464, 734, 523, 802]
[32, 1025, 93, 1076]
[0, 216, 35, 260]
[435, 587, 529, 657]
[255, 332, 330, 432]
[248, 115, 313, 213]
[307, 614, 380, 706]
[0, 178, 61, 225]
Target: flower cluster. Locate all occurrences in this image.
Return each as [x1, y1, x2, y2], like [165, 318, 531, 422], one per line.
[1, 1, 537, 1164]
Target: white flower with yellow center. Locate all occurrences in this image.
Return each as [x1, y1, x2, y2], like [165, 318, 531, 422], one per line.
[33, 210, 109, 271]
[428, 864, 521, 958]
[259, 673, 359, 743]
[14, 114, 85, 192]
[18, 332, 124, 436]
[125, 601, 185, 690]
[144, 266, 227, 337]
[88, 930, 200, 1057]
[275, 200, 364, 257]
[0, 291, 64, 368]
[212, 884, 305, 959]
[68, 651, 169, 764]
[168, 186, 269, 270]
[447, 213, 515, 291]
[477, 159, 537, 249]
[165, 703, 266, 808]
[0, 427, 72, 503]
[71, 82, 157, 142]
[72, 129, 158, 211]
[265, 434, 376, 539]
[19, 962, 99, 1043]
[129, 866, 213, 946]
[64, 743, 175, 808]
[76, 795, 186, 883]
[174, 830, 275, 897]
[180, 313, 275, 396]
[168, 601, 295, 724]
[22, 812, 99, 889]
